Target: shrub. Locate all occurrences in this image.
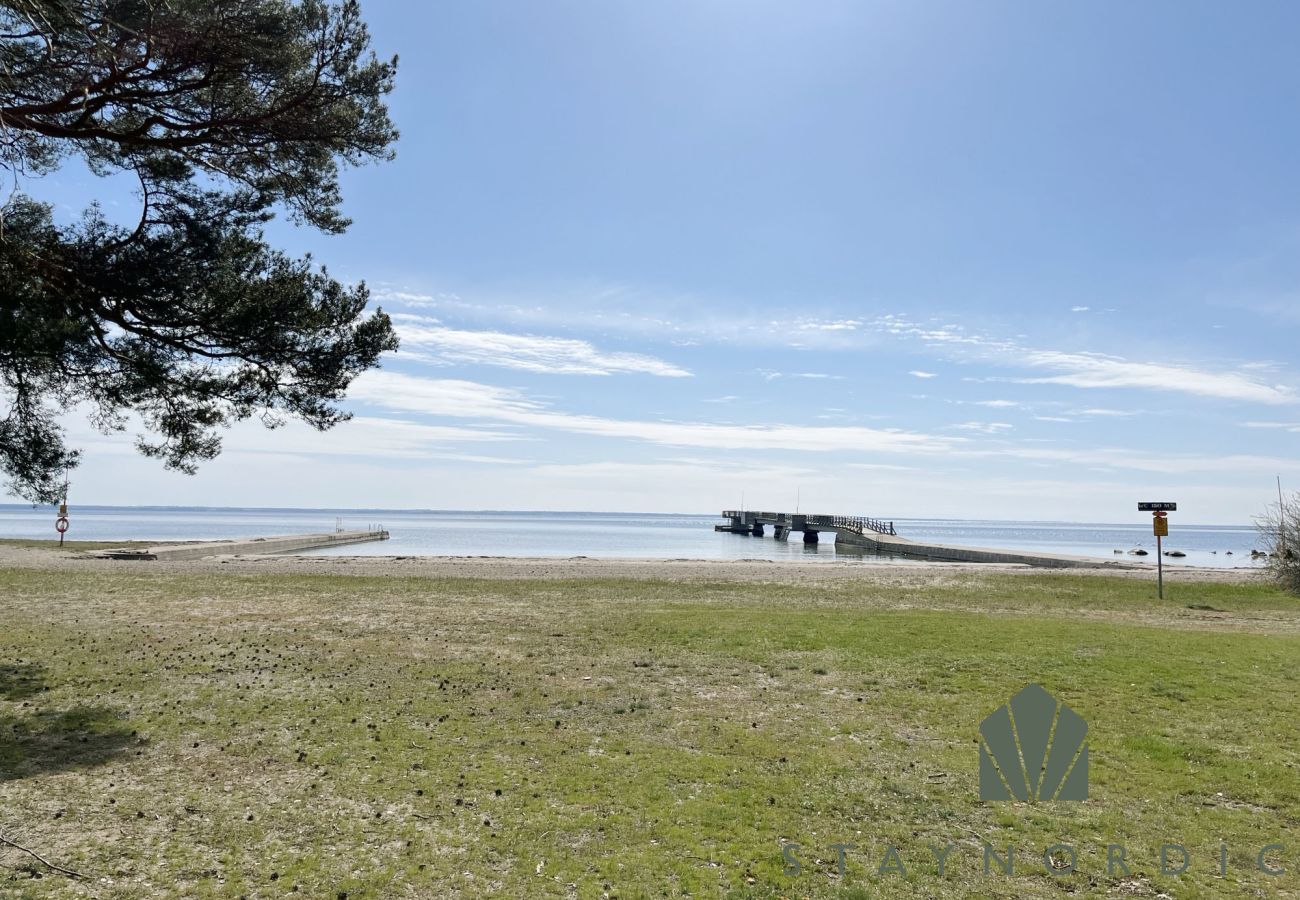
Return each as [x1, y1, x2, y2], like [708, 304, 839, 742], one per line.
[1257, 492, 1300, 596]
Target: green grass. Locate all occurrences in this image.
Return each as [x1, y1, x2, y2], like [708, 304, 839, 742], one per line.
[1, 567, 1297, 898]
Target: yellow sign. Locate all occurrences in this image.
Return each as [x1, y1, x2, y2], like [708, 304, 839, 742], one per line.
[1153, 517, 1168, 537]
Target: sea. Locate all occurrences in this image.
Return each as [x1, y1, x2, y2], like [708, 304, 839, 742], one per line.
[0, 505, 1269, 569]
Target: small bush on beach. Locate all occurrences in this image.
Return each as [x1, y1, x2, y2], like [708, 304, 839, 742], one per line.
[1257, 492, 1300, 595]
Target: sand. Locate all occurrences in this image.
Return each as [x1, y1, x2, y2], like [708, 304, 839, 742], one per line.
[0, 541, 1264, 584]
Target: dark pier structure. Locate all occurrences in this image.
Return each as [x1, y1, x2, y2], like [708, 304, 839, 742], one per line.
[715, 510, 894, 544]
[715, 510, 1137, 569]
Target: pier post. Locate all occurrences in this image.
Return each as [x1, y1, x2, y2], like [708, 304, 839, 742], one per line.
[773, 525, 788, 541]
[752, 522, 764, 537]
[802, 529, 819, 544]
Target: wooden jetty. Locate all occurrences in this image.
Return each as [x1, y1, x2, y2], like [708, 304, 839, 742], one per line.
[716, 510, 894, 542]
[717, 511, 1135, 569]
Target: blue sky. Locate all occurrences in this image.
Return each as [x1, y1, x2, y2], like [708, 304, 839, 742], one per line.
[31, 1, 1300, 521]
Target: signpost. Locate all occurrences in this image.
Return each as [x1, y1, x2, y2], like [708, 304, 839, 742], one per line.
[1139, 502, 1176, 598]
[56, 469, 70, 547]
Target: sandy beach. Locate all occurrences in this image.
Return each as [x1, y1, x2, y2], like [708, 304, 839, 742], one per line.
[0, 540, 1263, 584]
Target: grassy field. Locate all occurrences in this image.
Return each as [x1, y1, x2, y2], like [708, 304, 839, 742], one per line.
[1, 564, 1298, 898]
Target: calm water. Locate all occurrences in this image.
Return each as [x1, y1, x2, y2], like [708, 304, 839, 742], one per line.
[0, 505, 1267, 568]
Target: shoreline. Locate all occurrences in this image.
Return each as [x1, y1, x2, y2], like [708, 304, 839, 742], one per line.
[0, 541, 1264, 583]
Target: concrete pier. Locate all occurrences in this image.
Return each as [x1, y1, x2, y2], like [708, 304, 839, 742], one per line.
[93, 529, 389, 561]
[717, 511, 1136, 569]
[836, 529, 1138, 568]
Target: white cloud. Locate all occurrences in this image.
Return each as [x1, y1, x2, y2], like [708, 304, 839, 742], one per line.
[845, 462, 922, 472]
[756, 370, 844, 380]
[1242, 421, 1300, 433]
[230, 416, 524, 459]
[996, 445, 1300, 476]
[348, 371, 955, 455]
[393, 320, 691, 377]
[528, 458, 820, 484]
[388, 312, 441, 325]
[974, 399, 1020, 408]
[508, 458, 840, 512]
[950, 421, 1014, 434]
[796, 318, 862, 331]
[369, 296, 1297, 407]
[1070, 407, 1139, 417]
[63, 413, 525, 463]
[370, 288, 439, 306]
[1016, 351, 1296, 405]
[1070, 306, 1090, 312]
[876, 314, 1296, 405]
[877, 316, 1013, 350]
[368, 283, 894, 351]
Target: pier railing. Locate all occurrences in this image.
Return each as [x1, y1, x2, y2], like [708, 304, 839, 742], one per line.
[722, 510, 785, 520]
[720, 511, 896, 536]
[811, 514, 896, 536]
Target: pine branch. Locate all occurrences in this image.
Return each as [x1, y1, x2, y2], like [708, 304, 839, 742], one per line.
[0, 831, 88, 880]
